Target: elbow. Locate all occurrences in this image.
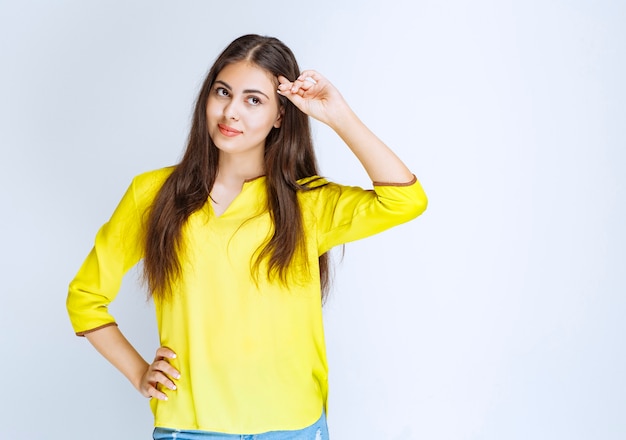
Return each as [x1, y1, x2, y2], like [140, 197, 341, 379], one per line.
[401, 192, 428, 222]
[377, 190, 428, 225]
[382, 194, 428, 226]
[412, 193, 428, 218]
[390, 176, 428, 221]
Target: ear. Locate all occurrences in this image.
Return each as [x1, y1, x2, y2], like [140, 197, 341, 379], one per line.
[273, 106, 284, 128]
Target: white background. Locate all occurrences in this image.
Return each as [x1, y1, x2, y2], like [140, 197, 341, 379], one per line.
[1, 1, 624, 438]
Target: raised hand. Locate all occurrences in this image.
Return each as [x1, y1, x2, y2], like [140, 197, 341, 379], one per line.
[277, 70, 352, 129]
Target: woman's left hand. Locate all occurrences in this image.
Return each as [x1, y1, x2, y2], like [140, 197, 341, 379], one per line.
[278, 70, 352, 129]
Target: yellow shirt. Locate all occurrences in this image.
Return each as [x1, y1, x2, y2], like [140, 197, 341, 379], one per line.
[67, 166, 427, 434]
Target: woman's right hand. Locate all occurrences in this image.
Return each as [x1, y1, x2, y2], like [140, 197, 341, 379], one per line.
[138, 347, 180, 401]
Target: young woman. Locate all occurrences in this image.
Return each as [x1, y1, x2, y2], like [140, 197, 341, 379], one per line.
[67, 34, 427, 439]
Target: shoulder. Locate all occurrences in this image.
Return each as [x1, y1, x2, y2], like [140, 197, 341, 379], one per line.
[296, 175, 338, 201]
[127, 166, 176, 206]
[296, 175, 329, 189]
[296, 175, 371, 206]
[132, 166, 176, 188]
[131, 166, 175, 192]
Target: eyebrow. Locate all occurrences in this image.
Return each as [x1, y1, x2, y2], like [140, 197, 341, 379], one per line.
[214, 80, 270, 100]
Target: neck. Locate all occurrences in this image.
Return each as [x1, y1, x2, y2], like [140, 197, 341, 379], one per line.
[216, 151, 265, 186]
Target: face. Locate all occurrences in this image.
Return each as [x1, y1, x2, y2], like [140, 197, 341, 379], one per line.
[206, 61, 283, 161]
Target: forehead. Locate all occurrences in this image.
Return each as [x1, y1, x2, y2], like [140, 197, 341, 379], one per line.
[215, 61, 277, 91]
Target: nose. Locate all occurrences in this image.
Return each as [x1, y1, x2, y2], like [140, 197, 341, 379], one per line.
[224, 99, 240, 121]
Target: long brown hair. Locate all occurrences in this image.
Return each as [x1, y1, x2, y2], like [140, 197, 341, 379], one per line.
[143, 34, 329, 302]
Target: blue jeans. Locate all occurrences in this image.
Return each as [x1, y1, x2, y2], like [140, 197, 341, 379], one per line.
[152, 411, 328, 440]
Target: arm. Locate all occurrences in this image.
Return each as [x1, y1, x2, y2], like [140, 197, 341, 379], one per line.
[85, 325, 179, 401]
[278, 71, 414, 184]
[67, 170, 179, 400]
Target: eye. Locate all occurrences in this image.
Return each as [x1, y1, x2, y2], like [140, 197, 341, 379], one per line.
[215, 87, 229, 97]
[247, 96, 262, 106]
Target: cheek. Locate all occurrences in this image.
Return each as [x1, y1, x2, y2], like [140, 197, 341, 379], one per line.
[205, 104, 215, 123]
[249, 109, 280, 130]
[205, 98, 222, 122]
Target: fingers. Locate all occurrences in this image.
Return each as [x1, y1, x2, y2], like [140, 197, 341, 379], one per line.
[140, 347, 180, 401]
[142, 367, 175, 400]
[277, 79, 305, 110]
[277, 70, 324, 97]
[290, 75, 316, 95]
[153, 346, 180, 385]
[277, 70, 345, 125]
[298, 70, 322, 85]
[155, 346, 177, 361]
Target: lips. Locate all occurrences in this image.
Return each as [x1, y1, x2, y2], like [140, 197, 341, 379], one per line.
[218, 123, 242, 137]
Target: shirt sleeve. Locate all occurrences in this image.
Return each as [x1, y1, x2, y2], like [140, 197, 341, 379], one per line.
[314, 175, 428, 255]
[66, 176, 147, 336]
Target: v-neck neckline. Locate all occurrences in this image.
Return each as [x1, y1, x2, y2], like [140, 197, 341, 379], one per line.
[209, 175, 266, 219]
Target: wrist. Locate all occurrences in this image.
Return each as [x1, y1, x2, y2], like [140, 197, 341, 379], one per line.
[129, 360, 150, 391]
[328, 104, 360, 135]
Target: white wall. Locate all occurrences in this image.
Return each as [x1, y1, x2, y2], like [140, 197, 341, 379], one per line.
[1, 0, 624, 438]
